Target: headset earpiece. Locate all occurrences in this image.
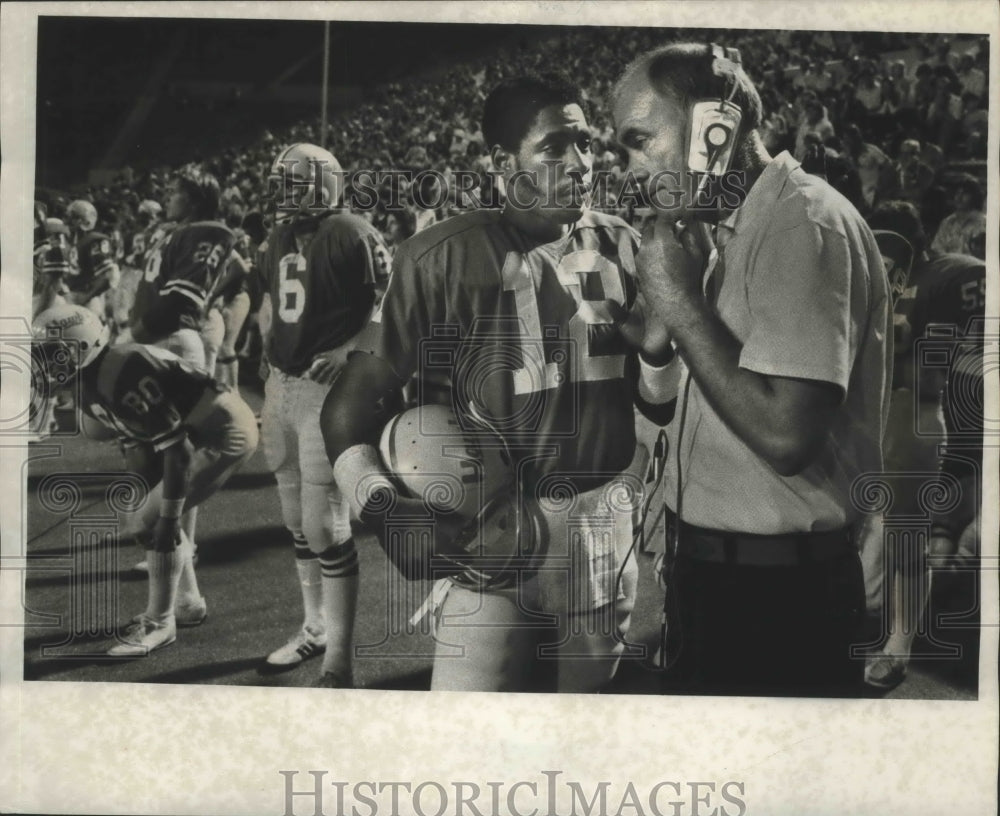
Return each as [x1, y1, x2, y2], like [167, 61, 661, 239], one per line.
[686, 43, 745, 211]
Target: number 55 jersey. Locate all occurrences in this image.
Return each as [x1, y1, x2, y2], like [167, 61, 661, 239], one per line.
[360, 208, 641, 490]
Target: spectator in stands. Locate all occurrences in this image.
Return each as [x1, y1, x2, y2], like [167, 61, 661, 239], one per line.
[931, 176, 987, 259]
[892, 139, 935, 207]
[795, 98, 835, 160]
[957, 51, 986, 99]
[842, 123, 893, 209]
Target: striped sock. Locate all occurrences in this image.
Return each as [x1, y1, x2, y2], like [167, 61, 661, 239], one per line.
[319, 539, 359, 676]
[294, 534, 323, 632]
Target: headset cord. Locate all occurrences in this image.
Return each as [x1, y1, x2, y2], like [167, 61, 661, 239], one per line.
[613, 429, 669, 631]
[655, 371, 693, 674]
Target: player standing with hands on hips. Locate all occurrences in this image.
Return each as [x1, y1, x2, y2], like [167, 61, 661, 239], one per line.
[612, 44, 892, 696]
[259, 143, 390, 687]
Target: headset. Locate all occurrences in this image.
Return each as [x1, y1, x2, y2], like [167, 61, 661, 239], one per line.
[687, 44, 745, 215]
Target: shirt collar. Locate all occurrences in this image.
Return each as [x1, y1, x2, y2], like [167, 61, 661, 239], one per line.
[718, 151, 801, 238]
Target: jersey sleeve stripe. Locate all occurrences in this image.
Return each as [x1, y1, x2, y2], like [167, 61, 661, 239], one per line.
[151, 429, 186, 451]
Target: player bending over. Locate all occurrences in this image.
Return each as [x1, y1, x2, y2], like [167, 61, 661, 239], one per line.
[33, 304, 259, 657]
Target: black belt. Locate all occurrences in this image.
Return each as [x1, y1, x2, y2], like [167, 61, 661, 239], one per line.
[675, 520, 855, 567]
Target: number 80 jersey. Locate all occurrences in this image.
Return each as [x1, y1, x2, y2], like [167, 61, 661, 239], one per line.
[80, 344, 222, 451]
[361, 208, 641, 486]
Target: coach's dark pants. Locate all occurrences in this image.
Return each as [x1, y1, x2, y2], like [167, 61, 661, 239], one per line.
[664, 548, 867, 697]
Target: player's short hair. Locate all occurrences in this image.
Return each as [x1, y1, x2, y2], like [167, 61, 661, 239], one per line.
[482, 73, 586, 153]
[867, 200, 927, 257]
[614, 42, 763, 133]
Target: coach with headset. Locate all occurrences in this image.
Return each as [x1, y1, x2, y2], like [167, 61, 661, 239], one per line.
[613, 43, 892, 696]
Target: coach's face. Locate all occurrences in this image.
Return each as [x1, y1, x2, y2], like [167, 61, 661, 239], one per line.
[504, 103, 593, 225]
[613, 71, 690, 215]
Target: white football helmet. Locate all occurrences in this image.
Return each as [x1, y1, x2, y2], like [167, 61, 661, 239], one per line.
[380, 404, 510, 518]
[32, 304, 110, 388]
[269, 142, 344, 224]
[379, 404, 546, 588]
[66, 200, 98, 232]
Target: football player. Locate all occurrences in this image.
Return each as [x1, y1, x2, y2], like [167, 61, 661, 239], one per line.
[862, 201, 987, 690]
[32, 304, 259, 656]
[259, 142, 390, 687]
[128, 168, 237, 572]
[321, 75, 669, 692]
[65, 199, 121, 320]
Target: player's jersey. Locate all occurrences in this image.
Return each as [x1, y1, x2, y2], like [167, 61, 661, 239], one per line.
[68, 232, 116, 295]
[80, 343, 224, 451]
[131, 221, 235, 334]
[361, 208, 640, 491]
[261, 212, 389, 376]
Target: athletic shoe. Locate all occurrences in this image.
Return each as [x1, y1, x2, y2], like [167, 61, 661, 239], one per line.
[864, 652, 907, 690]
[130, 596, 207, 628]
[265, 625, 327, 668]
[312, 669, 354, 689]
[108, 615, 176, 657]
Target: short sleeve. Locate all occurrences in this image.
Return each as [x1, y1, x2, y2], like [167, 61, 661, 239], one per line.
[739, 222, 854, 394]
[357, 246, 446, 382]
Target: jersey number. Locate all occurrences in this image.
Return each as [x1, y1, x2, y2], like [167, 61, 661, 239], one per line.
[144, 249, 162, 283]
[277, 254, 307, 323]
[961, 278, 986, 311]
[122, 375, 167, 416]
[501, 249, 627, 395]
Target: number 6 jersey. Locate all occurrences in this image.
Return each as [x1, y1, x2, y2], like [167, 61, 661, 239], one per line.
[80, 343, 224, 451]
[260, 213, 390, 376]
[360, 208, 641, 488]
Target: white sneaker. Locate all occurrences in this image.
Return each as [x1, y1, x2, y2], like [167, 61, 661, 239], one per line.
[265, 624, 327, 668]
[130, 596, 207, 627]
[108, 615, 177, 657]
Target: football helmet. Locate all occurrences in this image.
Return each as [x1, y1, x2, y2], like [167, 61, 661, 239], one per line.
[378, 404, 546, 588]
[138, 199, 163, 222]
[66, 200, 98, 232]
[269, 142, 344, 225]
[32, 304, 111, 388]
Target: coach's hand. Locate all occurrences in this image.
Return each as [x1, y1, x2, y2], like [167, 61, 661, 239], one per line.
[635, 216, 714, 332]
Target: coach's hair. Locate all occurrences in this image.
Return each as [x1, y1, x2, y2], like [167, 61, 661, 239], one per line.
[614, 43, 764, 133]
[482, 73, 586, 153]
[867, 200, 927, 257]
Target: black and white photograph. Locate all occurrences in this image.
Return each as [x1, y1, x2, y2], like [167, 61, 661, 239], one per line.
[2, 3, 997, 815]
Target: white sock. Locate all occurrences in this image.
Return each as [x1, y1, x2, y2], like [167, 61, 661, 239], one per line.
[175, 531, 203, 607]
[294, 535, 323, 632]
[146, 549, 182, 624]
[319, 540, 359, 676]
